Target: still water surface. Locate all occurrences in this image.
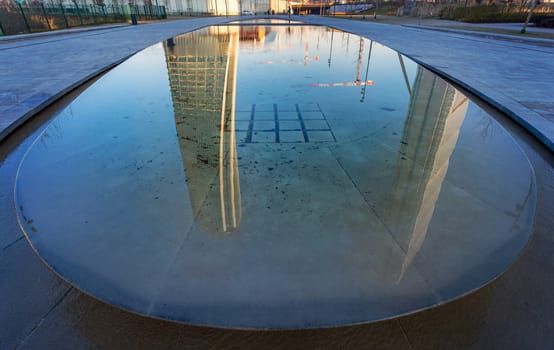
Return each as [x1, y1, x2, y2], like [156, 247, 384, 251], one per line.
[15, 24, 535, 328]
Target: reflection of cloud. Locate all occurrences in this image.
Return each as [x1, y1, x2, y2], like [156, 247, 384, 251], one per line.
[387, 67, 469, 282]
[164, 29, 241, 234]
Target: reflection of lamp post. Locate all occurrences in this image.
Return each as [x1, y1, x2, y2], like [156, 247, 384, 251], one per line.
[360, 40, 373, 103]
[328, 30, 333, 68]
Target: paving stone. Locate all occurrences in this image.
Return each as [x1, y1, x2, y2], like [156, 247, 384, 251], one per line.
[0, 239, 71, 350]
[18, 287, 412, 350]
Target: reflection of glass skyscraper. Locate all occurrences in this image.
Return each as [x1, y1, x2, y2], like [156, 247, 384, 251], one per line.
[387, 67, 469, 281]
[164, 28, 241, 234]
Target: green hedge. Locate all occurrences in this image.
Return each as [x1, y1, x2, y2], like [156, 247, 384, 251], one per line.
[440, 5, 528, 23]
[533, 15, 554, 27]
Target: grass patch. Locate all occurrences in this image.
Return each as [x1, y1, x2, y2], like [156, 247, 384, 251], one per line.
[440, 4, 528, 23]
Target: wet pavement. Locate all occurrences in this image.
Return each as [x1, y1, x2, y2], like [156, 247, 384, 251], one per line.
[1, 16, 553, 349]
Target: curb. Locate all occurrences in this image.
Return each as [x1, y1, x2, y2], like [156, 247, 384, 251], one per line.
[0, 24, 130, 43]
[402, 24, 554, 47]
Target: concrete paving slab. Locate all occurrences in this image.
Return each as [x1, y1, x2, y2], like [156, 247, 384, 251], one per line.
[0, 24, 130, 43]
[18, 288, 413, 350]
[403, 24, 554, 47]
[0, 239, 71, 350]
[401, 281, 554, 350]
[445, 21, 554, 34]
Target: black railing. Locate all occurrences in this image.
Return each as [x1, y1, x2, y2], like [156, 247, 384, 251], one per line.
[0, 1, 166, 36]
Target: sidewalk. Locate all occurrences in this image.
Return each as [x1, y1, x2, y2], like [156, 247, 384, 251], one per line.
[417, 20, 554, 35]
[341, 15, 554, 35]
[0, 23, 130, 42]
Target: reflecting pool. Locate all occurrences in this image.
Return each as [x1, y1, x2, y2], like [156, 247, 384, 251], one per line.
[15, 24, 536, 329]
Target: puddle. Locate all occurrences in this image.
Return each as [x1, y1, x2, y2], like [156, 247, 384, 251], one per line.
[14, 24, 536, 329]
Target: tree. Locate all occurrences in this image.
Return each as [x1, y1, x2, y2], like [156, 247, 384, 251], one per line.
[521, 0, 537, 34]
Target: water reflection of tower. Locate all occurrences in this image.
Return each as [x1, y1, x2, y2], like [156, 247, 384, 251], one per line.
[387, 67, 469, 282]
[164, 28, 241, 234]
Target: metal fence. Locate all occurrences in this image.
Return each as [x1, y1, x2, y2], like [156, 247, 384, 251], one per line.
[0, 2, 166, 36]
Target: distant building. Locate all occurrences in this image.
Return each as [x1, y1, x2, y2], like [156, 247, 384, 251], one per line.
[161, 0, 287, 14]
[72, 0, 289, 15]
[163, 0, 240, 15]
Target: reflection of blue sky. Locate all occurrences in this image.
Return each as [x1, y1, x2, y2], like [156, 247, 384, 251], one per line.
[33, 42, 183, 195]
[39, 28, 421, 156]
[236, 26, 417, 117]
[45, 43, 175, 149]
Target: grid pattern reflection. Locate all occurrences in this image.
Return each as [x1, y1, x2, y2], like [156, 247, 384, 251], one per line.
[234, 103, 337, 144]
